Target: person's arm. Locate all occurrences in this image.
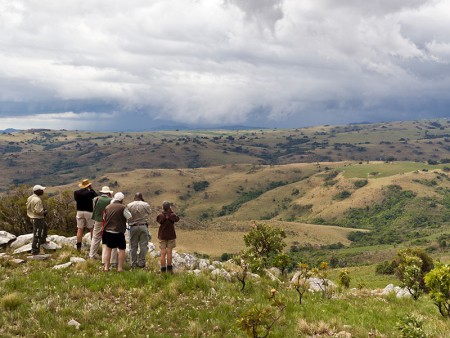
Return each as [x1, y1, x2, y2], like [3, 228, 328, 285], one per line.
[170, 213, 180, 223]
[123, 208, 132, 220]
[34, 199, 45, 216]
[144, 204, 152, 217]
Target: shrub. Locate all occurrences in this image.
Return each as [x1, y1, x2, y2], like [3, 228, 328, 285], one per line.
[396, 314, 426, 338]
[375, 261, 397, 275]
[291, 263, 311, 304]
[1, 292, 24, 311]
[424, 263, 450, 317]
[243, 223, 286, 270]
[395, 248, 434, 300]
[353, 179, 368, 188]
[192, 180, 210, 192]
[333, 190, 352, 201]
[338, 269, 351, 289]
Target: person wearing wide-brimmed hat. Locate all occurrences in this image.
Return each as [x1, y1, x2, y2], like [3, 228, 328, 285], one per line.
[74, 179, 98, 251]
[89, 186, 117, 264]
[26, 185, 48, 255]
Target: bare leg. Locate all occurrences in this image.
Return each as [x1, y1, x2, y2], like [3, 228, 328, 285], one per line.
[117, 249, 126, 272]
[104, 247, 112, 271]
[160, 247, 167, 268]
[167, 248, 173, 267]
[76, 228, 84, 244]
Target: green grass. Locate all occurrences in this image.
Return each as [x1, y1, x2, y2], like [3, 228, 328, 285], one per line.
[341, 162, 444, 179]
[1, 250, 449, 337]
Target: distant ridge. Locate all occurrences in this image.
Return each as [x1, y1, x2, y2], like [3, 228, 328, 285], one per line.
[0, 128, 21, 134]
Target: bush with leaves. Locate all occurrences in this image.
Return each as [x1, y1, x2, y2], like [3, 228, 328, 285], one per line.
[338, 269, 351, 289]
[396, 314, 427, 338]
[243, 222, 286, 271]
[395, 248, 433, 294]
[238, 291, 286, 338]
[398, 255, 423, 300]
[424, 263, 450, 317]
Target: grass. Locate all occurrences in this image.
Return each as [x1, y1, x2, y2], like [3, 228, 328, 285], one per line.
[342, 162, 444, 179]
[0, 249, 449, 337]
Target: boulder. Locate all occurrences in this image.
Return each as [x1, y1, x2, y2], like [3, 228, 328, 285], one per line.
[53, 262, 72, 269]
[307, 277, 337, 292]
[267, 267, 281, 277]
[198, 259, 210, 270]
[10, 258, 26, 264]
[0, 253, 9, 258]
[70, 257, 86, 263]
[68, 319, 81, 330]
[210, 268, 232, 282]
[82, 233, 92, 247]
[10, 234, 33, 249]
[13, 243, 32, 254]
[148, 242, 156, 252]
[0, 231, 16, 248]
[42, 241, 62, 251]
[47, 235, 77, 247]
[27, 254, 51, 261]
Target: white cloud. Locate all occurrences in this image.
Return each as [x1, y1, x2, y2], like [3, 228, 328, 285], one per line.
[0, 0, 449, 129]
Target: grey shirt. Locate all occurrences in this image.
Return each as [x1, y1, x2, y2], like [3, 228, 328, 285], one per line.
[127, 200, 151, 226]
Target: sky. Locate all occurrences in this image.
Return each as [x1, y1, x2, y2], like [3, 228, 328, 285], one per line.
[0, 0, 449, 131]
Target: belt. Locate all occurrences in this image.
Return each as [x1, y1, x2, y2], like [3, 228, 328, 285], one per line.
[130, 223, 148, 227]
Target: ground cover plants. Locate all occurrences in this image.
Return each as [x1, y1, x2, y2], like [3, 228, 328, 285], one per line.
[1, 246, 450, 337]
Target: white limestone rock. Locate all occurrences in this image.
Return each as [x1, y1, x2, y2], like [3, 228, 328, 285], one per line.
[68, 319, 81, 330]
[27, 254, 51, 261]
[198, 259, 210, 270]
[210, 268, 232, 282]
[53, 262, 73, 269]
[10, 234, 33, 249]
[148, 242, 156, 252]
[42, 241, 61, 251]
[70, 257, 86, 263]
[11, 258, 26, 264]
[13, 243, 32, 254]
[47, 235, 77, 247]
[0, 231, 16, 247]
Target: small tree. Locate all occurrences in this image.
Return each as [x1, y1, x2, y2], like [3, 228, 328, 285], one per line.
[338, 269, 351, 289]
[292, 263, 311, 304]
[395, 248, 433, 299]
[238, 293, 286, 338]
[312, 262, 335, 299]
[243, 222, 286, 270]
[425, 263, 450, 317]
[232, 254, 250, 291]
[399, 255, 423, 300]
[272, 253, 291, 276]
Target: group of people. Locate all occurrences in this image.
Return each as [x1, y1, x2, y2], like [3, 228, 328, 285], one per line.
[26, 179, 179, 273]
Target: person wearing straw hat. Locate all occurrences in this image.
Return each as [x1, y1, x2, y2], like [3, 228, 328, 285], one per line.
[89, 186, 117, 264]
[27, 185, 48, 255]
[74, 179, 98, 251]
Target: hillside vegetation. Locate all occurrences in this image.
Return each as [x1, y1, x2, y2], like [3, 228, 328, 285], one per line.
[1, 118, 450, 188]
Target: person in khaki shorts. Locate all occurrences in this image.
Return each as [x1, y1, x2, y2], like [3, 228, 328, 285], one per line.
[156, 201, 179, 273]
[74, 179, 97, 251]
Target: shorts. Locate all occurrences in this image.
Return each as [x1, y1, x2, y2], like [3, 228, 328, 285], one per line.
[102, 232, 126, 250]
[76, 211, 94, 229]
[159, 239, 176, 250]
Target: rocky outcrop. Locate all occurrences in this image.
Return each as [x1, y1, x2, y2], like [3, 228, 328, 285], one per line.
[0, 231, 16, 247]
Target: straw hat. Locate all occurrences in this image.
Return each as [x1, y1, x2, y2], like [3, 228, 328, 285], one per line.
[78, 179, 92, 189]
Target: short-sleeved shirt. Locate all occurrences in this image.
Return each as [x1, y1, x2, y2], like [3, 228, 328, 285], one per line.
[74, 188, 98, 212]
[127, 200, 151, 226]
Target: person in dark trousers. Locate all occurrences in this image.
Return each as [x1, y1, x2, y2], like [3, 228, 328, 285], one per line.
[26, 185, 48, 255]
[156, 201, 179, 273]
[74, 179, 97, 251]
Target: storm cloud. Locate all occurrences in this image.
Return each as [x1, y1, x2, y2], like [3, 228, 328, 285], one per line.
[0, 0, 449, 130]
